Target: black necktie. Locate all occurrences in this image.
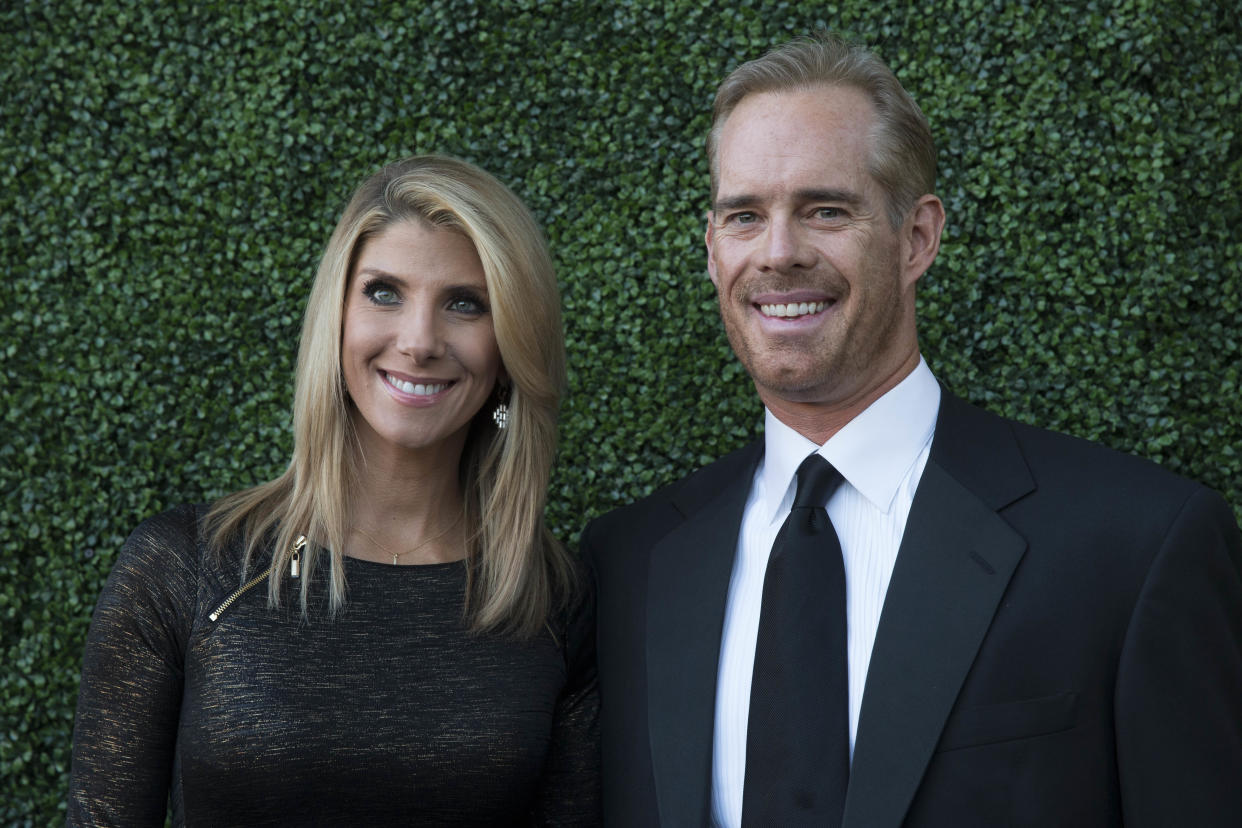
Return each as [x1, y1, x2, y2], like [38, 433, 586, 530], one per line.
[742, 453, 849, 827]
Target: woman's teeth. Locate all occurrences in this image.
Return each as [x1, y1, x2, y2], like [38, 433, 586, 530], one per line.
[759, 300, 827, 318]
[387, 374, 447, 395]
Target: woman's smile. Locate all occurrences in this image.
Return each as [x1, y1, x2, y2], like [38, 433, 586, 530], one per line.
[381, 370, 454, 401]
[341, 220, 503, 457]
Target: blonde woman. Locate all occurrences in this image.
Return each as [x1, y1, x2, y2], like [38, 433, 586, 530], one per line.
[68, 156, 598, 825]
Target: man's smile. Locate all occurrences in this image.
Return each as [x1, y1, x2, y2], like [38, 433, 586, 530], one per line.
[758, 300, 829, 319]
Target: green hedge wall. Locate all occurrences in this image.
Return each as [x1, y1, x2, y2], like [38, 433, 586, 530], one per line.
[3, 0, 1239, 821]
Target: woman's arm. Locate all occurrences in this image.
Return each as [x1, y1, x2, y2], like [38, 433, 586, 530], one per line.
[67, 505, 200, 826]
[532, 571, 601, 826]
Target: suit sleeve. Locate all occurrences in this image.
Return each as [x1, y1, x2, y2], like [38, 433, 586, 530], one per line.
[66, 506, 199, 827]
[1114, 487, 1242, 826]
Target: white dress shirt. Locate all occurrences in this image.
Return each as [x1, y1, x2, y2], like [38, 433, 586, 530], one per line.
[710, 358, 941, 828]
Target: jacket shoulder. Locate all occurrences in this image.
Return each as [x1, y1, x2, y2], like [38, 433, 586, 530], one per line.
[580, 439, 761, 557]
[938, 391, 1216, 520]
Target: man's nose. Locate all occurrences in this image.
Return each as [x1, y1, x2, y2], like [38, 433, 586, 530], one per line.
[759, 216, 815, 271]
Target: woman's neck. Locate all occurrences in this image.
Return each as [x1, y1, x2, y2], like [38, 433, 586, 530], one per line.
[346, 444, 469, 565]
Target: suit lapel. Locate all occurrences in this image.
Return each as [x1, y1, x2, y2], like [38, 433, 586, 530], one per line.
[647, 441, 762, 827]
[843, 392, 1034, 828]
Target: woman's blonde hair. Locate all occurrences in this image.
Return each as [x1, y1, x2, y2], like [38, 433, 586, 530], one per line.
[206, 155, 572, 636]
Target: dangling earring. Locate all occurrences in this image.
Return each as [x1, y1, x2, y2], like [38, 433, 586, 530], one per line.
[492, 385, 510, 429]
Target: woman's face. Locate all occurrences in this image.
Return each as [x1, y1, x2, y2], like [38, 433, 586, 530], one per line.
[341, 219, 502, 463]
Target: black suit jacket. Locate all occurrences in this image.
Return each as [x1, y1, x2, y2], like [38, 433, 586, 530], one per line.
[580, 391, 1242, 827]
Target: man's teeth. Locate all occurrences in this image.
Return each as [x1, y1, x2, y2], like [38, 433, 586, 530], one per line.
[387, 375, 448, 395]
[759, 301, 827, 318]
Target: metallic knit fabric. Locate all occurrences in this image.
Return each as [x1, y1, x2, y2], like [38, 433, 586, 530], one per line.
[68, 504, 600, 826]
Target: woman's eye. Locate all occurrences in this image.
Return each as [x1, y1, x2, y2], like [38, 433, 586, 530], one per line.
[362, 281, 400, 305]
[448, 295, 487, 315]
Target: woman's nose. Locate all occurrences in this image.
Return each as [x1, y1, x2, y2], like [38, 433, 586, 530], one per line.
[394, 305, 446, 362]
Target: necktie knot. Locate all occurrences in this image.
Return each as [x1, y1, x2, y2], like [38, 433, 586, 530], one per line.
[793, 454, 843, 511]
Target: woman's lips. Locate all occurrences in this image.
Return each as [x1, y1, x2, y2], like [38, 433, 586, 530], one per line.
[381, 370, 454, 398]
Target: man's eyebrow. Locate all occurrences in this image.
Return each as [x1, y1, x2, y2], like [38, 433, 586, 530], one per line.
[712, 188, 867, 213]
[794, 187, 865, 207]
[712, 194, 760, 213]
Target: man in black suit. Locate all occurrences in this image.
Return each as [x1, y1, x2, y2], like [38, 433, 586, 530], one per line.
[580, 33, 1242, 827]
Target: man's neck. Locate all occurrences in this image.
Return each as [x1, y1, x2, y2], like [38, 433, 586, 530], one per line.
[761, 350, 922, 445]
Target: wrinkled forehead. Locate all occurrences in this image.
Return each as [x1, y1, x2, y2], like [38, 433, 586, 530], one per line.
[713, 87, 880, 208]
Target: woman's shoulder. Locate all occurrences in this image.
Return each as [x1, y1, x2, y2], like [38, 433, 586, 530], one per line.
[113, 502, 252, 601]
[128, 502, 209, 538]
[118, 503, 207, 578]
[89, 504, 215, 653]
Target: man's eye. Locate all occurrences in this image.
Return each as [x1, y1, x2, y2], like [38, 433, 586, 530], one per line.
[815, 207, 842, 220]
[729, 212, 757, 225]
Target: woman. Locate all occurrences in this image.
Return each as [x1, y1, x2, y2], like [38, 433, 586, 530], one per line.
[68, 155, 598, 825]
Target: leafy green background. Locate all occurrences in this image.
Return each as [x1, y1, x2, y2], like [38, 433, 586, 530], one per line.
[3, 0, 1238, 821]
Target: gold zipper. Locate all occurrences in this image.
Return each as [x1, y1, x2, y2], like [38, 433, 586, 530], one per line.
[208, 535, 307, 622]
[208, 566, 272, 622]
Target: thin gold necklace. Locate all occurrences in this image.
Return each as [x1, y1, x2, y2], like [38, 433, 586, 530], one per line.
[352, 514, 463, 565]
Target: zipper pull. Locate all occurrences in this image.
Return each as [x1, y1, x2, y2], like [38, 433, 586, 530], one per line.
[291, 535, 306, 579]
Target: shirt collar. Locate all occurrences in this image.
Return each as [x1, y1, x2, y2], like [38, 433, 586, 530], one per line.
[758, 357, 941, 523]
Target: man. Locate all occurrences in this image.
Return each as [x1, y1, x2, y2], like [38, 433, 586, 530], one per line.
[580, 33, 1242, 827]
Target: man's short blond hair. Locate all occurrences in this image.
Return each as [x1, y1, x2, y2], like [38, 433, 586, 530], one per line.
[708, 33, 936, 228]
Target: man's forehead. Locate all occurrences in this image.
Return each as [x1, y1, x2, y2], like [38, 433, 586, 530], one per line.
[719, 85, 876, 141]
[713, 88, 877, 209]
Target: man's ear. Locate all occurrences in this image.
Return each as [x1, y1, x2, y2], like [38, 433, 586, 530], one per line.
[901, 194, 945, 288]
[705, 212, 719, 286]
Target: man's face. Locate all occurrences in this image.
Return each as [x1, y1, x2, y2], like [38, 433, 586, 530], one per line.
[706, 85, 923, 413]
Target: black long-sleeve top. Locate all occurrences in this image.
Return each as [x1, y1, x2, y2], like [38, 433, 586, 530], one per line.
[68, 504, 599, 826]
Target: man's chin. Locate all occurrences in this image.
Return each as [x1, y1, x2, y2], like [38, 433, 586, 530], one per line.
[749, 369, 840, 405]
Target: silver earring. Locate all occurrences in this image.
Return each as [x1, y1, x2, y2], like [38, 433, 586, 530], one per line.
[492, 387, 510, 429]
